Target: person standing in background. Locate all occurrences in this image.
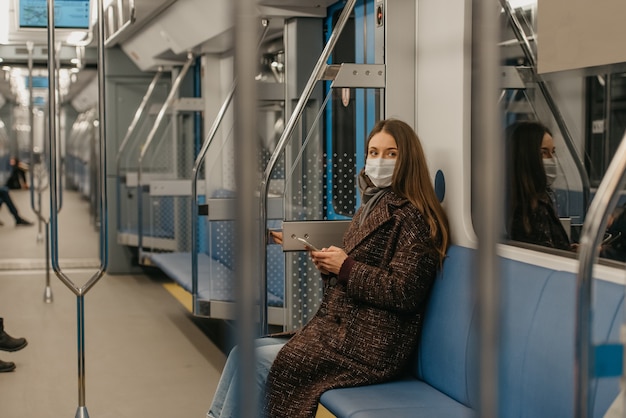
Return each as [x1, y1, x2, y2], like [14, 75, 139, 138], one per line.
[6, 157, 28, 190]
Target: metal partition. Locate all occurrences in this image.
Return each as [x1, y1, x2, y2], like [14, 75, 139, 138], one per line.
[188, 21, 290, 322]
[473, 1, 502, 416]
[115, 69, 170, 248]
[115, 67, 163, 233]
[136, 53, 195, 262]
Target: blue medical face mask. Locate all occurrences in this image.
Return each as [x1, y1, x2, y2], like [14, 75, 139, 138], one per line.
[543, 157, 558, 186]
[365, 158, 396, 188]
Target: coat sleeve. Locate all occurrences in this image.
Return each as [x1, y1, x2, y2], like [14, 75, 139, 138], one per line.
[345, 208, 439, 313]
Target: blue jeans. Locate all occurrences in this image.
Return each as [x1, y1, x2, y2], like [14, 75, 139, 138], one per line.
[208, 337, 287, 418]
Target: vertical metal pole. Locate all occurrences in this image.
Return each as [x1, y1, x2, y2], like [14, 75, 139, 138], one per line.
[44, 222, 52, 303]
[472, 0, 501, 417]
[76, 294, 87, 417]
[97, 0, 109, 270]
[234, 0, 259, 417]
[603, 74, 613, 174]
[27, 41, 36, 214]
[575, 130, 626, 418]
[26, 39, 53, 302]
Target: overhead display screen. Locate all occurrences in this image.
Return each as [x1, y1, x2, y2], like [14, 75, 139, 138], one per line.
[25, 76, 49, 89]
[19, 0, 91, 29]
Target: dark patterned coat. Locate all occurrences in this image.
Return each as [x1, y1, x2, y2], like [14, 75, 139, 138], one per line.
[510, 197, 571, 251]
[263, 191, 440, 417]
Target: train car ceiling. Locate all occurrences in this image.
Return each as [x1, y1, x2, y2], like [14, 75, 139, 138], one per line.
[116, 0, 338, 71]
[0, 0, 340, 103]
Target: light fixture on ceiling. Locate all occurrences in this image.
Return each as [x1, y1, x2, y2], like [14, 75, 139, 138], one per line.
[506, 0, 536, 9]
[0, 0, 9, 45]
[66, 31, 89, 45]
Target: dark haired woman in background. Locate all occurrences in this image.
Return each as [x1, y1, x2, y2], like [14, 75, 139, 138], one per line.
[506, 121, 573, 251]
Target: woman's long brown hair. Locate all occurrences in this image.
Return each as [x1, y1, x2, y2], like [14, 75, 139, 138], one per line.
[366, 119, 450, 264]
[506, 121, 552, 235]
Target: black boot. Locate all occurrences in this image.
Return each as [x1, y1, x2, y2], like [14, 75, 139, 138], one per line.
[0, 318, 27, 352]
[0, 359, 15, 372]
[16, 217, 33, 226]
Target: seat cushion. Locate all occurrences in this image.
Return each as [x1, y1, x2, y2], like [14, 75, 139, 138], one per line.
[319, 379, 475, 418]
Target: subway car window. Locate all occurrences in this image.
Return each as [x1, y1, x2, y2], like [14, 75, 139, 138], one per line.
[499, 1, 626, 264]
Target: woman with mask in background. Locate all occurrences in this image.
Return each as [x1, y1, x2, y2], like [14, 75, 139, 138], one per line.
[506, 120, 574, 251]
[208, 118, 450, 418]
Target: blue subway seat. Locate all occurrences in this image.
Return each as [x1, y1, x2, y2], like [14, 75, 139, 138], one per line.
[317, 245, 622, 418]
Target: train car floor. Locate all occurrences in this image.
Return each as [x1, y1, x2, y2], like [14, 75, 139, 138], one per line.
[0, 189, 226, 417]
[0, 189, 99, 269]
[0, 269, 226, 417]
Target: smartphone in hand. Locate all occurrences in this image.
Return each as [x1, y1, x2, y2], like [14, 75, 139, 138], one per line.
[293, 236, 321, 251]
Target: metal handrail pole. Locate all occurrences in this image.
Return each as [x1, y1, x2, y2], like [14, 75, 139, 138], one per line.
[500, 0, 591, 216]
[191, 81, 236, 311]
[233, 1, 260, 417]
[27, 41, 37, 215]
[95, 0, 109, 279]
[574, 130, 626, 418]
[136, 53, 194, 258]
[48, 1, 85, 297]
[55, 41, 64, 215]
[115, 68, 163, 232]
[47, 1, 110, 416]
[26, 39, 53, 302]
[473, 0, 502, 417]
[259, 0, 358, 334]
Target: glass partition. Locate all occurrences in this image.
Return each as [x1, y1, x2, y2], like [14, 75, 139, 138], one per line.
[116, 80, 169, 247]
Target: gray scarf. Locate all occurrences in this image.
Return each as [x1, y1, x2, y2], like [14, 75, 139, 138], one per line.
[358, 172, 390, 225]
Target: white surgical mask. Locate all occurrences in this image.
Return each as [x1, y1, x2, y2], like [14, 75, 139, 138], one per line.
[543, 157, 558, 186]
[365, 158, 396, 188]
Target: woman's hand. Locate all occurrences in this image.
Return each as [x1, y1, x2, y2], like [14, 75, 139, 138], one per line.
[268, 230, 283, 245]
[310, 246, 348, 275]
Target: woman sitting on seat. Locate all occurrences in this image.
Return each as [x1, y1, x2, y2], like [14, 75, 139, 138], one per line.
[207, 118, 450, 418]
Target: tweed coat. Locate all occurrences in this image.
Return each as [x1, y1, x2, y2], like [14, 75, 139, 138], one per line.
[509, 197, 571, 251]
[263, 191, 441, 418]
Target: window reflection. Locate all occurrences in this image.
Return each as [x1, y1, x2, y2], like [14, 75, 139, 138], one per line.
[499, 1, 626, 264]
[505, 121, 575, 252]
